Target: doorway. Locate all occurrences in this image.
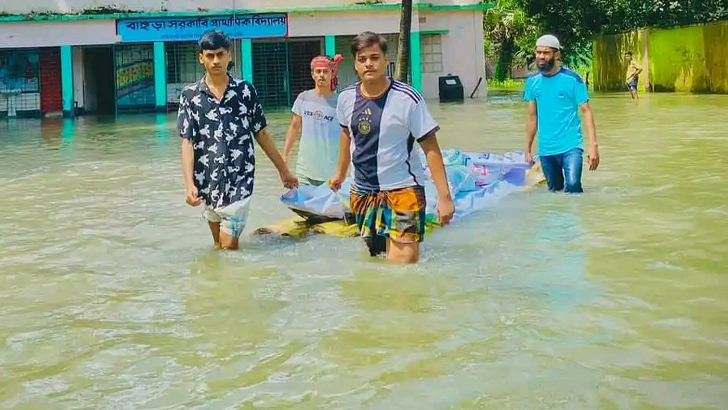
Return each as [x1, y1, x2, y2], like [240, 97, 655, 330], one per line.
[82, 46, 115, 116]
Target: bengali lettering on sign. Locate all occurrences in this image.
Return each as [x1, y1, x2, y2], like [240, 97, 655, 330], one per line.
[116, 14, 288, 43]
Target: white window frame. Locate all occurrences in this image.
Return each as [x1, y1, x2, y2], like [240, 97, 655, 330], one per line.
[421, 34, 443, 74]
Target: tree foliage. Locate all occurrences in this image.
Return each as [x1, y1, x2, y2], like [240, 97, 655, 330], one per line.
[520, 0, 728, 46]
[483, 0, 539, 79]
[483, 0, 533, 46]
[486, 0, 728, 78]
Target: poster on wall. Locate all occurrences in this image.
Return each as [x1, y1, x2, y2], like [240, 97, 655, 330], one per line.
[115, 45, 155, 108]
[0, 50, 40, 93]
[116, 13, 288, 43]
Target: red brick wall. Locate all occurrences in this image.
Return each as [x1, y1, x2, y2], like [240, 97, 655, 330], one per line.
[39, 48, 62, 114]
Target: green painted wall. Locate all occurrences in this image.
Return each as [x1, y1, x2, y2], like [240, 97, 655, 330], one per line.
[593, 20, 728, 94]
[592, 30, 644, 92]
[648, 25, 708, 92]
[702, 21, 728, 93]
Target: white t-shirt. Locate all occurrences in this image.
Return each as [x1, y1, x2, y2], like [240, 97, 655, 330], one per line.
[291, 90, 340, 181]
[336, 80, 439, 191]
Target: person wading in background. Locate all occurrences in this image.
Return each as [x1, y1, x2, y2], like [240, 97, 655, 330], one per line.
[282, 54, 345, 186]
[329, 31, 455, 264]
[177, 29, 298, 250]
[523, 34, 600, 194]
[625, 51, 643, 100]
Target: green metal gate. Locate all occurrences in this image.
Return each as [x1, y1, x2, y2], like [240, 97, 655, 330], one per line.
[252, 38, 323, 110]
[288, 39, 324, 105]
[166, 42, 205, 109]
[114, 44, 156, 113]
[165, 40, 241, 109]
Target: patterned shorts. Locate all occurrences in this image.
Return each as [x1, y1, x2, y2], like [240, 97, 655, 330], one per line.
[203, 196, 252, 238]
[350, 185, 427, 255]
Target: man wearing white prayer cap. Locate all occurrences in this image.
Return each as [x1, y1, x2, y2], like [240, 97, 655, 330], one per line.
[522, 34, 601, 193]
[536, 34, 562, 50]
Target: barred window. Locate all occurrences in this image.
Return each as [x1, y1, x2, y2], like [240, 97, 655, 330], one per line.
[421, 34, 443, 74]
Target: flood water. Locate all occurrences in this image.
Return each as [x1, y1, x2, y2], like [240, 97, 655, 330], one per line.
[1, 92, 727, 409]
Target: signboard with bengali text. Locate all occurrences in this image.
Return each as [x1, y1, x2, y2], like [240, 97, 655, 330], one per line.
[116, 13, 288, 43]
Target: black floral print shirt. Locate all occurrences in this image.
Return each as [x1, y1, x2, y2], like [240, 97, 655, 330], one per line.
[177, 76, 267, 209]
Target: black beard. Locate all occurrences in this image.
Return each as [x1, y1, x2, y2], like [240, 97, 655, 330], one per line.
[538, 59, 555, 72]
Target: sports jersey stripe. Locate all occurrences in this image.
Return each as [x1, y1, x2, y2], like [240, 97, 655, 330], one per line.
[392, 80, 423, 99]
[342, 82, 359, 92]
[391, 82, 422, 103]
[417, 124, 440, 141]
[404, 134, 420, 186]
[558, 68, 585, 83]
[391, 84, 422, 104]
[338, 88, 356, 128]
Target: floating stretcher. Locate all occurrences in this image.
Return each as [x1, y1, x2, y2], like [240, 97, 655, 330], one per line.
[252, 149, 545, 238]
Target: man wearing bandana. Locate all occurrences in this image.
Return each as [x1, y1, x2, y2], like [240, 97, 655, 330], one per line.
[282, 54, 345, 186]
[523, 34, 601, 194]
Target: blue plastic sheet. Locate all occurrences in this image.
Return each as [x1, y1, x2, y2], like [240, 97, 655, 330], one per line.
[280, 150, 537, 223]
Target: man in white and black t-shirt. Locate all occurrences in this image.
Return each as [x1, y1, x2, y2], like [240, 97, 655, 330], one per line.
[282, 54, 345, 186]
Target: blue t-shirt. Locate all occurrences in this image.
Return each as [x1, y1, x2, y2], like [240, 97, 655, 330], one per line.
[523, 67, 589, 156]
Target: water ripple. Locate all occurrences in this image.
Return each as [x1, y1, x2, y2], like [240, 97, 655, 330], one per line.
[1, 95, 727, 409]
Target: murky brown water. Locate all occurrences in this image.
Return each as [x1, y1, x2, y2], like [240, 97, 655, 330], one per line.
[1, 92, 727, 409]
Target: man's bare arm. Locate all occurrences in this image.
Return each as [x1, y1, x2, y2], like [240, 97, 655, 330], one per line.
[181, 138, 196, 190]
[255, 128, 289, 174]
[282, 114, 302, 162]
[334, 128, 352, 178]
[579, 102, 598, 148]
[580, 101, 600, 170]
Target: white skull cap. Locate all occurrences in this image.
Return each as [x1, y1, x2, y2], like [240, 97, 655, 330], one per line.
[536, 34, 562, 50]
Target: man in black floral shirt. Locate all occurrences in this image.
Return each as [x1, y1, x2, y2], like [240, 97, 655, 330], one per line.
[178, 30, 298, 250]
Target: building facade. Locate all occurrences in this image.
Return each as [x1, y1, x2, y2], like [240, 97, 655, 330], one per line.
[0, 0, 488, 118]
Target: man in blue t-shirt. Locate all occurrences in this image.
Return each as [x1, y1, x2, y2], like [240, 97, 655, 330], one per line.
[524, 34, 600, 193]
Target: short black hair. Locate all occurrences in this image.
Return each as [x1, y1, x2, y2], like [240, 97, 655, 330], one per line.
[351, 31, 388, 56]
[198, 30, 231, 53]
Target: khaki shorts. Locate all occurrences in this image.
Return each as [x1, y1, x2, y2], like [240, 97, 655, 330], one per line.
[297, 175, 327, 186]
[202, 196, 252, 238]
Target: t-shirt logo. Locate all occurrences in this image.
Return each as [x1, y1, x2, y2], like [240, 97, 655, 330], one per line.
[358, 119, 371, 134]
[357, 108, 372, 134]
[303, 109, 334, 123]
